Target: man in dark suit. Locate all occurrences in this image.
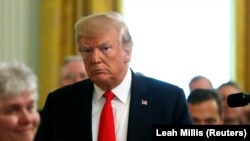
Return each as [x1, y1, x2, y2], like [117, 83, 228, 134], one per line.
[36, 11, 192, 141]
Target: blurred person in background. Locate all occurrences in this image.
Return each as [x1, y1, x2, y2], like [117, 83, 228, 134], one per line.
[187, 89, 223, 125]
[189, 75, 213, 92]
[0, 61, 40, 141]
[216, 81, 245, 124]
[60, 55, 88, 86]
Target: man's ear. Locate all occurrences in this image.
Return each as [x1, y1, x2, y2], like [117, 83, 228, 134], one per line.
[123, 46, 132, 62]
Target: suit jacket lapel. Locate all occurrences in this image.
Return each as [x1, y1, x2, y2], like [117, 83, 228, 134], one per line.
[127, 72, 151, 141]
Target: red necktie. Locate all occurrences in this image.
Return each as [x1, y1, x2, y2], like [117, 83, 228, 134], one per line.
[98, 90, 116, 141]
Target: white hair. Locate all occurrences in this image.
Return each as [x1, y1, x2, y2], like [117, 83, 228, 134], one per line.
[0, 61, 38, 102]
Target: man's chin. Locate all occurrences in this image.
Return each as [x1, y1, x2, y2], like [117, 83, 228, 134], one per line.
[91, 74, 109, 83]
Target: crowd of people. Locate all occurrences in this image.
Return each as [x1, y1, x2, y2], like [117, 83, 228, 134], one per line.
[0, 11, 249, 141]
[188, 75, 250, 125]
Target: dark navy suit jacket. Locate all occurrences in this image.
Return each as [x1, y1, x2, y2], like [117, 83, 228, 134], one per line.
[36, 70, 192, 141]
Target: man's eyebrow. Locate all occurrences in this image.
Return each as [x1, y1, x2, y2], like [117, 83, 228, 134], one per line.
[82, 42, 110, 48]
[98, 42, 109, 47]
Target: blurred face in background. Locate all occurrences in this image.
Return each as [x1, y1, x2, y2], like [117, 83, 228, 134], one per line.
[0, 91, 40, 141]
[217, 85, 243, 124]
[188, 99, 223, 125]
[61, 60, 88, 86]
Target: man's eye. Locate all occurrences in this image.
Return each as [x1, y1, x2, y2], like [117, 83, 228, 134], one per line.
[79, 47, 92, 53]
[84, 48, 92, 53]
[100, 47, 110, 52]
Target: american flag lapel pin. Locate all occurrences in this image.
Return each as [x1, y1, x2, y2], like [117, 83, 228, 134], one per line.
[141, 99, 148, 106]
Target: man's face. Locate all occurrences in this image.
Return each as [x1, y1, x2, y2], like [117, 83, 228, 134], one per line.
[217, 85, 243, 124]
[188, 99, 223, 125]
[78, 29, 131, 90]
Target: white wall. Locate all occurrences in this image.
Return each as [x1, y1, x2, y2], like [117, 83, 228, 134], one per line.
[123, 0, 234, 96]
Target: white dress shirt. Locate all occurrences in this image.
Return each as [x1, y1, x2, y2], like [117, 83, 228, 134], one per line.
[92, 69, 132, 141]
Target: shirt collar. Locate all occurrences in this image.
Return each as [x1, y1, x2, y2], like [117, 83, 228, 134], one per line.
[93, 68, 132, 104]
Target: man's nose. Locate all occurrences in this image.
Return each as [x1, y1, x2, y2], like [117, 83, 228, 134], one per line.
[90, 49, 101, 63]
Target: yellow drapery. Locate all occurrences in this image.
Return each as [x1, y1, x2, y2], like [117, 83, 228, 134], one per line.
[38, 0, 122, 109]
[235, 0, 250, 93]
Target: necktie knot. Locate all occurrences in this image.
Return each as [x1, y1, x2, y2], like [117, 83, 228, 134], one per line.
[103, 90, 115, 101]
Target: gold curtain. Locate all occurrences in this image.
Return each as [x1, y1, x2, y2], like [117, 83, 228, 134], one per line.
[38, 0, 122, 109]
[235, 0, 250, 93]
